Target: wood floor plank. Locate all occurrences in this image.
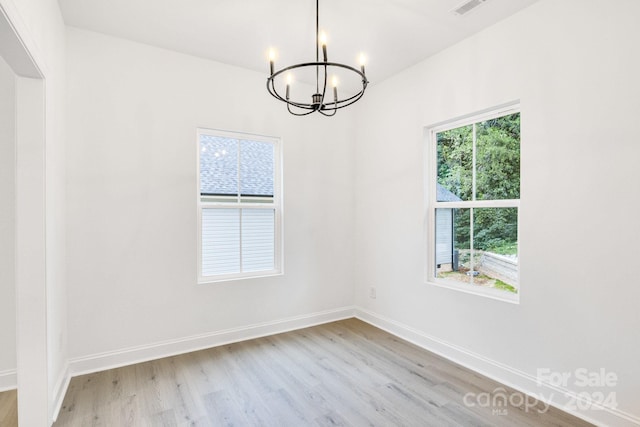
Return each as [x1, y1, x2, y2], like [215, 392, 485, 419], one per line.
[0, 389, 18, 427]
[53, 319, 594, 427]
[320, 322, 451, 410]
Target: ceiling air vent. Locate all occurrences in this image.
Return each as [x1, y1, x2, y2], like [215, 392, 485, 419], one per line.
[452, 0, 488, 16]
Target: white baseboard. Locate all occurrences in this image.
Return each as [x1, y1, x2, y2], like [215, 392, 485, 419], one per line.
[0, 369, 17, 392]
[68, 306, 355, 378]
[51, 361, 70, 423]
[355, 307, 640, 427]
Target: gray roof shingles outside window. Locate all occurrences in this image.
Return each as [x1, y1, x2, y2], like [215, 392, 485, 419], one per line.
[436, 183, 462, 202]
[200, 135, 274, 197]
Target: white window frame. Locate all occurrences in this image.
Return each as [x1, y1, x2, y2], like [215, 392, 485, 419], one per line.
[197, 128, 283, 284]
[425, 103, 520, 303]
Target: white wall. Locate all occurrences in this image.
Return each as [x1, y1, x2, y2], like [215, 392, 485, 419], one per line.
[354, 0, 640, 425]
[65, 28, 355, 361]
[0, 55, 16, 385]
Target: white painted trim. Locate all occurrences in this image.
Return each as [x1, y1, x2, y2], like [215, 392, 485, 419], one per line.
[428, 101, 521, 133]
[435, 199, 519, 209]
[428, 279, 519, 304]
[50, 361, 70, 422]
[355, 307, 640, 427]
[69, 306, 355, 377]
[0, 0, 46, 77]
[15, 75, 49, 427]
[0, 369, 17, 392]
[1, 3, 52, 427]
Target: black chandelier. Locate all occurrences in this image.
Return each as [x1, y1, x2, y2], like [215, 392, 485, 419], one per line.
[266, 0, 369, 116]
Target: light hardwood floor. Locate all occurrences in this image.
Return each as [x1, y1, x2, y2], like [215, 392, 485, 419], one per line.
[0, 388, 18, 427]
[51, 319, 592, 426]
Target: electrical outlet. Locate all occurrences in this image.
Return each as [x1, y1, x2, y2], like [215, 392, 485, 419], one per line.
[369, 287, 376, 299]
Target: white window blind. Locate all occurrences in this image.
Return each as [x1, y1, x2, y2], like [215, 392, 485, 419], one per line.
[241, 209, 275, 272]
[201, 208, 241, 276]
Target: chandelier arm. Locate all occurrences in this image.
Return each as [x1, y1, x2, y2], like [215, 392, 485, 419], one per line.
[337, 84, 368, 103]
[323, 79, 369, 110]
[268, 62, 368, 111]
[330, 85, 367, 108]
[321, 90, 366, 111]
[287, 102, 317, 116]
[284, 94, 317, 110]
[266, 79, 286, 102]
[268, 80, 367, 110]
[267, 77, 315, 110]
[269, 61, 365, 80]
[318, 102, 338, 116]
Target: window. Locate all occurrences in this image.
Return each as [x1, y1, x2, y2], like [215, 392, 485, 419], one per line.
[427, 104, 520, 302]
[197, 129, 282, 283]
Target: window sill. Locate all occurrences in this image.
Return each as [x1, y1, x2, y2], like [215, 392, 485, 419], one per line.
[427, 279, 520, 304]
[198, 270, 283, 285]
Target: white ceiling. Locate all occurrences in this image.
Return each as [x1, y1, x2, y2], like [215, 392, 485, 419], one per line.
[57, 0, 539, 85]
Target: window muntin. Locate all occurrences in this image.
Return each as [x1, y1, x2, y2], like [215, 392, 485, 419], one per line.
[428, 106, 520, 302]
[198, 129, 282, 283]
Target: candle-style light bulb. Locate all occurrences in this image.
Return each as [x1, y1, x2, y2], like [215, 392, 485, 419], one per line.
[359, 53, 366, 75]
[286, 73, 292, 99]
[320, 32, 328, 62]
[269, 49, 276, 75]
[331, 75, 338, 102]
